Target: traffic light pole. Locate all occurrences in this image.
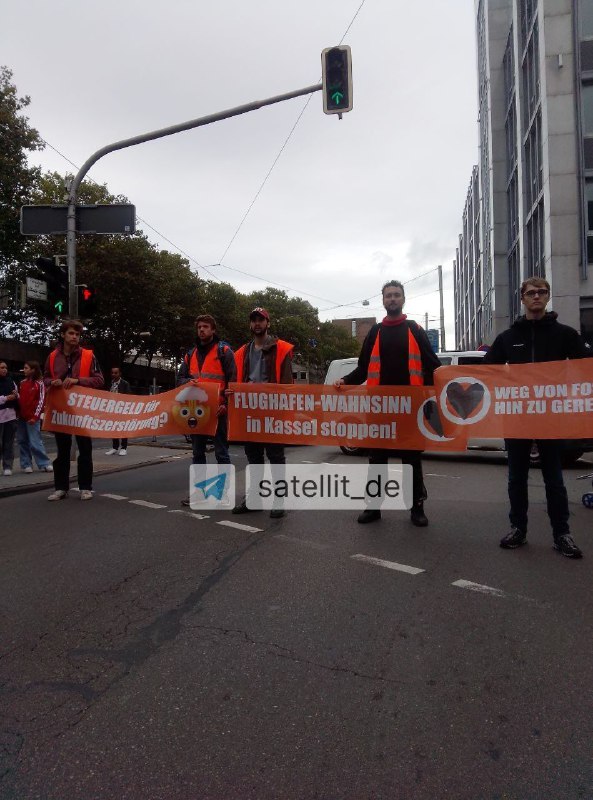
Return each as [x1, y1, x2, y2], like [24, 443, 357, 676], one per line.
[66, 82, 323, 315]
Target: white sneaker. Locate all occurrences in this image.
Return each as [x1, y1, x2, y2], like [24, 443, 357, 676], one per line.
[48, 490, 67, 501]
[105, 448, 117, 455]
[80, 490, 93, 501]
[3, 469, 12, 476]
[118, 449, 127, 456]
[23, 467, 33, 474]
[42, 465, 54, 472]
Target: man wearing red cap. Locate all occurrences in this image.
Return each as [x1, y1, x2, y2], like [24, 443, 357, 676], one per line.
[232, 308, 293, 517]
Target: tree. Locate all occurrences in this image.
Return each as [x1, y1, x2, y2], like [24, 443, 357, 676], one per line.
[0, 66, 44, 272]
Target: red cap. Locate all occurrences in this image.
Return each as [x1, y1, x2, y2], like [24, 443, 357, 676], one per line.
[249, 307, 270, 321]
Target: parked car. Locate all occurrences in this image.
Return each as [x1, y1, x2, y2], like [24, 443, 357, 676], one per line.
[324, 354, 592, 465]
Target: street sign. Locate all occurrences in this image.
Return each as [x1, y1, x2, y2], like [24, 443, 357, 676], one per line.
[20, 204, 136, 235]
[26, 277, 47, 301]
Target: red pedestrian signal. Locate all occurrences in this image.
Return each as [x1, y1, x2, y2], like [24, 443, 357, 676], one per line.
[78, 285, 97, 317]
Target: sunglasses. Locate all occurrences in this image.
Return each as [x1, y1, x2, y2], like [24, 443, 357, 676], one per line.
[523, 289, 549, 298]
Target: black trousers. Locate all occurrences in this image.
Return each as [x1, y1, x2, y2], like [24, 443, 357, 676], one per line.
[368, 448, 427, 506]
[244, 442, 286, 465]
[112, 438, 128, 449]
[53, 432, 94, 491]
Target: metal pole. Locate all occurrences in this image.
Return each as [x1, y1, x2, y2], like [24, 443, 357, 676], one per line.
[438, 264, 446, 352]
[65, 83, 323, 302]
[424, 312, 428, 330]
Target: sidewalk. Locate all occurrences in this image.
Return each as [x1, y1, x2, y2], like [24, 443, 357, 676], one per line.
[0, 439, 193, 499]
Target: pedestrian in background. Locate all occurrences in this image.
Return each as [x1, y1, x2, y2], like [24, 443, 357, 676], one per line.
[0, 361, 19, 476]
[16, 360, 52, 473]
[105, 366, 131, 456]
[43, 319, 104, 501]
[484, 276, 591, 558]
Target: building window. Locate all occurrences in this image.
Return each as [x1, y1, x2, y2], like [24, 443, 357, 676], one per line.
[526, 198, 545, 276]
[524, 111, 543, 212]
[508, 244, 521, 321]
[581, 306, 593, 346]
[522, 19, 540, 127]
[585, 181, 593, 263]
[581, 0, 593, 39]
[521, 0, 537, 48]
[582, 84, 593, 134]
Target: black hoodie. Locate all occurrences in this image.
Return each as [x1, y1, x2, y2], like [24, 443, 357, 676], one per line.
[483, 312, 591, 365]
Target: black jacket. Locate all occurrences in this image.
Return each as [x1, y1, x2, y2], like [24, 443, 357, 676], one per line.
[344, 320, 441, 386]
[483, 313, 591, 364]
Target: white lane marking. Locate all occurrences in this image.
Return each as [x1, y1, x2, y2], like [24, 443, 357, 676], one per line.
[452, 579, 505, 597]
[101, 493, 128, 500]
[351, 554, 425, 575]
[168, 510, 210, 520]
[424, 473, 461, 479]
[216, 520, 264, 533]
[300, 460, 315, 463]
[129, 499, 168, 509]
[275, 534, 330, 551]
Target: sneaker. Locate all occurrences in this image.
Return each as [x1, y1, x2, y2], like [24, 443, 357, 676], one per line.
[48, 490, 67, 501]
[105, 449, 117, 455]
[500, 527, 527, 549]
[410, 503, 428, 527]
[42, 465, 54, 472]
[357, 509, 381, 524]
[23, 466, 33, 474]
[118, 449, 127, 456]
[2, 469, 12, 476]
[232, 499, 255, 514]
[180, 497, 191, 507]
[270, 508, 285, 519]
[553, 534, 583, 559]
[80, 490, 93, 501]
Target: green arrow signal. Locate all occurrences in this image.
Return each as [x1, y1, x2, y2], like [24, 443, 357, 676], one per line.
[54, 300, 64, 313]
[331, 90, 344, 105]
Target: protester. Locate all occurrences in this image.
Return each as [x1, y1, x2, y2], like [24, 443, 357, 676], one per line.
[105, 366, 131, 456]
[16, 360, 52, 473]
[232, 307, 293, 518]
[335, 280, 441, 526]
[484, 276, 591, 558]
[43, 319, 104, 501]
[177, 314, 236, 506]
[0, 361, 19, 476]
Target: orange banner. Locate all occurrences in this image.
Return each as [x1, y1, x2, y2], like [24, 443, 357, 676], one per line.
[227, 383, 468, 451]
[42, 383, 220, 439]
[433, 359, 593, 439]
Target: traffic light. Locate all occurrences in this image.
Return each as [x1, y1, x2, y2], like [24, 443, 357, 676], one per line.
[78, 285, 97, 317]
[321, 45, 353, 115]
[35, 256, 68, 317]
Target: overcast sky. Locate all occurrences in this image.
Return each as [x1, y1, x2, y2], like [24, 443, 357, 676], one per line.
[2, 0, 478, 348]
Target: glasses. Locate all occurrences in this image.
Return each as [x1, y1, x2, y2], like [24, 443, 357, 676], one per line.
[523, 289, 549, 298]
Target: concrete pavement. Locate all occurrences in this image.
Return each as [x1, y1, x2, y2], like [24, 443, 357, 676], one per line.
[0, 437, 193, 499]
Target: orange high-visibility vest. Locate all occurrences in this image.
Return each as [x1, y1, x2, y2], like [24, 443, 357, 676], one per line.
[184, 344, 228, 383]
[235, 340, 294, 383]
[366, 326, 424, 386]
[49, 348, 93, 379]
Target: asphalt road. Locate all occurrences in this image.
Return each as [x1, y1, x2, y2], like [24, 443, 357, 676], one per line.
[1, 446, 593, 799]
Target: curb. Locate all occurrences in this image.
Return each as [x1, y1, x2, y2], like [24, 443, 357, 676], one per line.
[0, 452, 190, 500]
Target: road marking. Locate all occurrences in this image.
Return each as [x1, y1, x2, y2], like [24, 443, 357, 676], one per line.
[424, 473, 461, 479]
[300, 460, 315, 463]
[217, 520, 264, 533]
[168, 509, 210, 520]
[129, 499, 168, 509]
[101, 493, 128, 500]
[351, 554, 425, 575]
[275, 534, 330, 551]
[452, 579, 505, 597]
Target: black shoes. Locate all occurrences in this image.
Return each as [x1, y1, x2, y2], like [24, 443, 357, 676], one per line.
[181, 497, 190, 507]
[357, 509, 381, 524]
[500, 527, 527, 549]
[553, 534, 583, 559]
[270, 509, 285, 519]
[410, 502, 428, 527]
[232, 499, 255, 515]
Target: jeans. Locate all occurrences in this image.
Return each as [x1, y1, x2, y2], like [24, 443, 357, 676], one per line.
[505, 438, 570, 537]
[191, 415, 230, 465]
[17, 419, 51, 469]
[368, 448, 427, 507]
[53, 432, 94, 492]
[0, 419, 17, 470]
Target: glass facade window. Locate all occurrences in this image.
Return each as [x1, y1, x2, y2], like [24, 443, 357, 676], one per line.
[521, 0, 537, 49]
[522, 19, 540, 126]
[582, 84, 593, 134]
[581, 0, 593, 39]
[581, 307, 593, 346]
[524, 111, 543, 212]
[585, 181, 593, 263]
[526, 199, 545, 276]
